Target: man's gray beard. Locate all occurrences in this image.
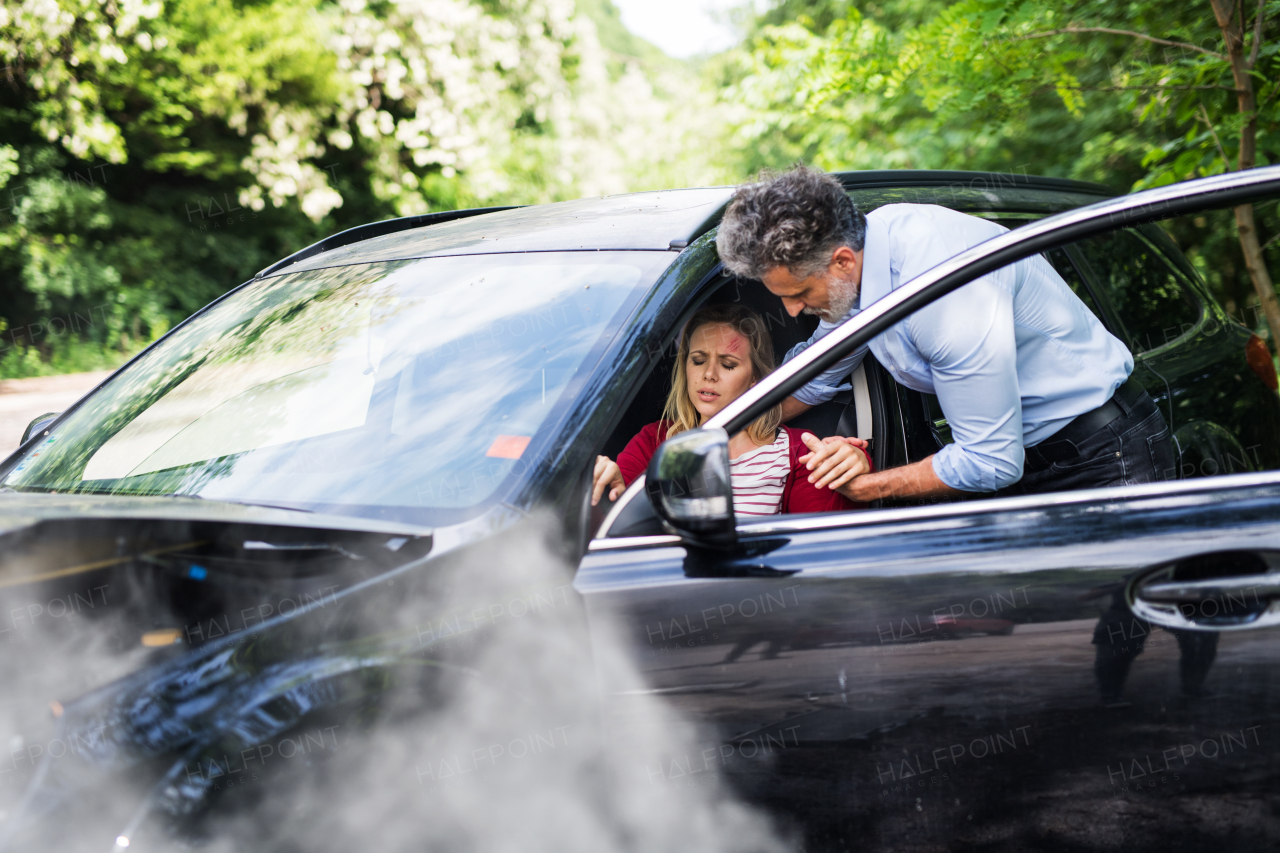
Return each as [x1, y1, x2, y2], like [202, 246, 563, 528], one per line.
[802, 276, 860, 324]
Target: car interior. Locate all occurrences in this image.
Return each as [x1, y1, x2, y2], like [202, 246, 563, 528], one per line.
[591, 211, 1277, 540]
[600, 275, 870, 456]
[595, 274, 956, 537]
[597, 219, 1070, 521]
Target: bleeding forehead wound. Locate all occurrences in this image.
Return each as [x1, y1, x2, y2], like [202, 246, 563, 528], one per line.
[712, 323, 746, 351]
[692, 323, 747, 357]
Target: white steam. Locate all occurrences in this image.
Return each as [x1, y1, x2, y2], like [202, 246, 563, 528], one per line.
[1, 519, 794, 852]
[202, 522, 792, 852]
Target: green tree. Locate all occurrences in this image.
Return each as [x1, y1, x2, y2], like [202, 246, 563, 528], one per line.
[0, 0, 720, 378]
[786, 0, 1280, 346]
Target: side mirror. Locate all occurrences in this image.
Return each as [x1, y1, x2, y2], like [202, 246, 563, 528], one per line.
[645, 427, 736, 547]
[20, 412, 60, 446]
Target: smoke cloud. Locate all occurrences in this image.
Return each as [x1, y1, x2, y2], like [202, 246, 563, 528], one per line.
[0, 516, 793, 852]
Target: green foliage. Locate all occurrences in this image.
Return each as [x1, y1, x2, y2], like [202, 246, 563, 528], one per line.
[721, 0, 1280, 333]
[0, 0, 719, 378]
[18, 0, 1275, 381]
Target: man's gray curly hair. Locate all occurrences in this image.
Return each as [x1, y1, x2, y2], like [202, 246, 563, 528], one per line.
[717, 165, 867, 281]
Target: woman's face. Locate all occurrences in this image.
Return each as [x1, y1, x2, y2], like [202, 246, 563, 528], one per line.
[685, 322, 757, 422]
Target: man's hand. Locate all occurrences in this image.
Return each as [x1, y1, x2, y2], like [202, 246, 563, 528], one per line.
[798, 433, 870, 491]
[591, 456, 625, 506]
[839, 455, 964, 502]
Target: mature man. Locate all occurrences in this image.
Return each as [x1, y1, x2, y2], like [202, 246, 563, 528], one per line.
[717, 165, 1176, 501]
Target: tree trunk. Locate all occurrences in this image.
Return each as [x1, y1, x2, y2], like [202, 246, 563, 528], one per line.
[1234, 203, 1280, 343]
[1209, 0, 1280, 349]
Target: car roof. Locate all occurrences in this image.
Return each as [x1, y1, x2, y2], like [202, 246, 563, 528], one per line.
[835, 169, 1111, 196]
[263, 187, 736, 277]
[836, 170, 1113, 218]
[262, 171, 1115, 278]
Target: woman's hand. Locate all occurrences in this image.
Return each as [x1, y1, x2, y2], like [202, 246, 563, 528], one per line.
[798, 434, 870, 491]
[591, 456, 626, 506]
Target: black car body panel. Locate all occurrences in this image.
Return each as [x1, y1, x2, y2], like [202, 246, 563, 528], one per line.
[255, 205, 519, 279]
[264, 188, 736, 276]
[578, 475, 1280, 848]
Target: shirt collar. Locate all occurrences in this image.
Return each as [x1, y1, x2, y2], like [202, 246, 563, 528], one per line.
[854, 210, 892, 318]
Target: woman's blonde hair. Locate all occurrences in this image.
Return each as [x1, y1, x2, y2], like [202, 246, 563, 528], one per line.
[662, 303, 784, 445]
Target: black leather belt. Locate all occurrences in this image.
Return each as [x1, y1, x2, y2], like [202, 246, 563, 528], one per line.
[1024, 378, 1151, 471]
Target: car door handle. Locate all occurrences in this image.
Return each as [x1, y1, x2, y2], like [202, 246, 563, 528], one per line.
[1139, 575, 1280, 603]
[1129, 550, 1280, 631]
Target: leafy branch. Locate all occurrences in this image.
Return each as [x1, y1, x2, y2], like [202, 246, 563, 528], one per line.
[1198, 103, 1233, 169]
[1010, 27, 1226, 60]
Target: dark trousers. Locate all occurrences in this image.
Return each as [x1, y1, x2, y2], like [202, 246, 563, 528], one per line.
[997, 380, 1177, 498]
[1091, 590, 1218, 699]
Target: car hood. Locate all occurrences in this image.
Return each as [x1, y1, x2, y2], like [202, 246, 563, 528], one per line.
[0, 492, 433, 540]
[0, 491, 468, 849]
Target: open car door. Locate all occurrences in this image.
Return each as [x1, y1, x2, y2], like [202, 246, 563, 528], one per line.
[577, 167, 1280, 852]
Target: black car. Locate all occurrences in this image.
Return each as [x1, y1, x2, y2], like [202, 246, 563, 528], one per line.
[2, 167, 1280, 852]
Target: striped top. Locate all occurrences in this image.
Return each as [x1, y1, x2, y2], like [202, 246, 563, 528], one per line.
[730, 430, 791, 517]
[616, 421, 860, 515]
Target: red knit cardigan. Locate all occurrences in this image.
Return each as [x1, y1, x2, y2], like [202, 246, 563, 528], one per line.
[616, 421, 869, 514]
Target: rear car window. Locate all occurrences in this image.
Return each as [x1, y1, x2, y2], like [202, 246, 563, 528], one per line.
[1068, 229, 1204, 353]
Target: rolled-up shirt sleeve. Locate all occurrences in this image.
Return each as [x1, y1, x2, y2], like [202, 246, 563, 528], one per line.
[908, 272, 1024, 492]
[785, 320, 869, 407]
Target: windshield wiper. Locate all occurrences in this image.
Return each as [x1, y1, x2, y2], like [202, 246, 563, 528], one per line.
[159, 493, 316, 514]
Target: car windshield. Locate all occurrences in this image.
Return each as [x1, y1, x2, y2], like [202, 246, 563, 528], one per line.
[2, 252, 667, 524]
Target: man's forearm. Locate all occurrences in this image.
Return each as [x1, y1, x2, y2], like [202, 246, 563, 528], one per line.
[840, 455, 964, 502]
[779, 395, 811, 422]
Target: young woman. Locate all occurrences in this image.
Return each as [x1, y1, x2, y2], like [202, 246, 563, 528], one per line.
[591, 303, 871, 515]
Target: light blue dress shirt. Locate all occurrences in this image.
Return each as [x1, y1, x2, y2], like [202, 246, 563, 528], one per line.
[784, 203, 1134, 492]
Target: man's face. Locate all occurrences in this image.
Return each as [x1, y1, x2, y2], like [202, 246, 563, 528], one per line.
[761, 245, 863, 323]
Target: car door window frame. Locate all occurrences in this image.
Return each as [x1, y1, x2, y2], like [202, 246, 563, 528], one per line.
[591, 166, 1280, 549]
